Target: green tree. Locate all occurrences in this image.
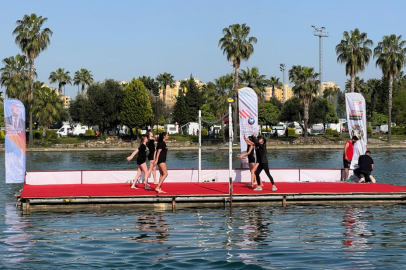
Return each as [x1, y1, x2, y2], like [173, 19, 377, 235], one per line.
[73, 68, 94, 94]
[184, 75, 203, 122]
[289, 65, 319, 140]
[392, 90, 406, 126]
[69, 94, 88, 124]
[13, 13, 52, 145]
[279, 97, 303, 124]
[345, 76, 368, 93]
[268, 76, 283, 99]
[0, 54, 32, 101]
[258, 102, 280, 128]
[336, 28, 373, 93]
[370, 112, 388, 126]
[309, 98, 339, 128]
[156, 72, 175, 106]
[269, 96, 283, 111]
[374, 34, 406, 143]
[33, 86, 66, 142]
[119, 78, 153, 135]
[172, 91, 189, 128]
[139, 76, 160, 96]
[239, 66, 267, 100]
[219, 23, 257, 143]
[49, 68, 71, 95]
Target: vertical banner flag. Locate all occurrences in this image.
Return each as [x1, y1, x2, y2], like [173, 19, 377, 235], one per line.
[4, 99, 26, 183]
[238, 87, 259, 168]
[345, 93, 367, 169]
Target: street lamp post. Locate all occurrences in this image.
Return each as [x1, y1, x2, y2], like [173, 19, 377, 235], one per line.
[311, 25, 329, 97]
[279, 64, 286, 102]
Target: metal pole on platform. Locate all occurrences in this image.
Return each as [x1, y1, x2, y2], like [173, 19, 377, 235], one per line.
[198, 110, 201, 183]
[228, 98, 234, 203]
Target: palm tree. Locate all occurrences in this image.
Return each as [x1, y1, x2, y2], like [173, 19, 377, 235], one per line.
[219, 23, 257, 143]
[336, 28, 373, 92]
[268, 76, 283, 99]
[374, 34, 406, 143]
[289, 65, 319, 140]
[13, 13, 53, 146]
[344, 76, 368, 93]
[34, 86, 65, 142]
[49, 68, 72, 95]
[0, 54, 33, 100]
[239, 67, 267, 101]
[73, 69, 93, 94]
[156, 72, 175, 106]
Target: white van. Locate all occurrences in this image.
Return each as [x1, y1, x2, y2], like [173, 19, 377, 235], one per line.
[72, 124, 90, 136]
[311, 124, 324, 135]
[187, 122, 199, 135]
[164, 124, 178, 134]
[56, 125, 72, 137]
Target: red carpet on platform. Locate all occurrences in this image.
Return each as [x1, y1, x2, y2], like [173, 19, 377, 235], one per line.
[20, 182, 406, 199]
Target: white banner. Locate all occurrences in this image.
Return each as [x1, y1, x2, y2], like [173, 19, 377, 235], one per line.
[345, 93, 367, 169]
[238, 87, 259, 167]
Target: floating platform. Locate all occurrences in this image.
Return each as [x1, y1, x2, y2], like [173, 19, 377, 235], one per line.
[19, 181, 406, 212]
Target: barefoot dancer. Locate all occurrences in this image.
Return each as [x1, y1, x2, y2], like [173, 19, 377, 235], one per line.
[127, 136, 151, 189]
[237, 135, 261, 187]
[155, 132, 169, 193]
[145, 131, 158, 185]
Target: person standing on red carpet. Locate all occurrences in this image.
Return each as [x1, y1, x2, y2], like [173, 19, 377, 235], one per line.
[145, 131, 158, 185]
[238, 134, 262, 188]
[343, 136, 358, 182]
[127, 136, 151, 190]
[155, 132, 169, 193]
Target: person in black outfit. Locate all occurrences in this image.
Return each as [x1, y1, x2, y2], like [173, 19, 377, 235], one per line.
[238, 135, 262, 187]
[155, 132, 169, 193]
[127, 136, 151, 190]
[145, 131, 158, 185]
[354, 150, 374, 183]
[246, 134, 277, 191]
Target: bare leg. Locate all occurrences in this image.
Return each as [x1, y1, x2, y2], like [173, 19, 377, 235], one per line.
[345, 168, 349, 180]
[131, 167, 142, 189]
[156, 163, 168, 193]
[139, 163, 152, 189]
[147, 160, 158, 184]
[250, 163, 259, 186]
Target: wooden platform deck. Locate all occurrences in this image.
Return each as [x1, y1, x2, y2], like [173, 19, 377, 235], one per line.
[18, 182, 406, 212]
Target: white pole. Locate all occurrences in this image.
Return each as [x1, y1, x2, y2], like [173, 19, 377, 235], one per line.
[198, 110, 201, 183]
[228, 102, 232, 181]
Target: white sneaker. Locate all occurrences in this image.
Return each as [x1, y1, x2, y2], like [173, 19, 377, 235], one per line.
[359, 177, 365, 183]
[272, 186, 277, 192]
[254, 186, 262, 191]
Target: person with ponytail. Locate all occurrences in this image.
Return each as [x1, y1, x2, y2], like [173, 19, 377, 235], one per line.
[154, 132, 169, 193]
[127, 136, 151, 190]
[145, 130, 158, 185]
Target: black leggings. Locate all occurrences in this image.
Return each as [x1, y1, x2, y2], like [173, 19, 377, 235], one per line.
[255, 163, 274, 185]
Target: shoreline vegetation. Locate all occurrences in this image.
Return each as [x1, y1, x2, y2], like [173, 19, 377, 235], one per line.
[1, 134, 405, 152]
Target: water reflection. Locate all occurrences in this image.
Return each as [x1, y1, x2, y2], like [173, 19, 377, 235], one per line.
[133, 214, 169, 244]
[342, 208, 373, 251]
[3, 203, 31, 264]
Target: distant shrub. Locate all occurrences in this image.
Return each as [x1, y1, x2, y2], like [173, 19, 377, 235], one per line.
[288, 128, 296, 136]
[156, 128, 165, 134]
[367, 125, 372, 136]
[0, 130, 5, 140]
[85, 129, 95, 136]
[34, 130, 42, 139]
[392, 126, 406, 135]
[46, 129, 58, 140]
[201, 128, 208, 136]
[325, 128, 333, 136]
[332, 130, 339, 137]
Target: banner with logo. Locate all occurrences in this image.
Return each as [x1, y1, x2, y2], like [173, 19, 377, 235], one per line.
[345, 93, 367, 169]
[238, 87, 259, 167]
[4, 99, 26, 183]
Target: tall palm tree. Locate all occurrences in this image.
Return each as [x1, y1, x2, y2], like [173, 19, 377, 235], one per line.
[344, 76, 368, 93]
[239, 67, 267, 100]
[289, 65, 319, 140]
[13, 13, 53, 146]
[34, 86, 65, 142]
[0, 54, 33, 100]
[374, 34, 406, 143]
[73, 68, 93, 94]
[219, 23, 257, 143]
[49, 68, 72, 95]
[156, 72, 175, 106]
[268, 76, 283, 99]
[336, 28, 373, 93]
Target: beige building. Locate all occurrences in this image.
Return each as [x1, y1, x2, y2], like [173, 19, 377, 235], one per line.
[160, 78, 206, 107]
[264, 83, 293, 102]
[320, 81, 340, 96]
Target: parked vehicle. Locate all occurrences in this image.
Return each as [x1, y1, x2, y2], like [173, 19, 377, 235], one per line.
[72, 124, 90, 136]
[164, 124, 179, 134]
[56, 125, 72, 137]
[271, 124, 286, 137]
[311, 124, 324, 135]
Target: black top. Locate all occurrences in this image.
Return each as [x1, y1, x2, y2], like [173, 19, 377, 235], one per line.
[358, 155, 374, 171]
[246, 136, 255, 161]
[252, 137, 268, 164]
[156, 141, 168, 164]
[147, 139, 155, 159]
[136, 144, 147, 164]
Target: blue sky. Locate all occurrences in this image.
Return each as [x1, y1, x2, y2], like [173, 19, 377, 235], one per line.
[1, 0, 405, 98]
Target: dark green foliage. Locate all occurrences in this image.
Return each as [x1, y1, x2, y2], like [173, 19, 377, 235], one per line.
[34, 130, 41, 139]
[370, 113, 388, 126]
[258, 102, 279, 126]
[288, 128, 296, 136]
[184, 75, 203, 122]
[172, 92, 189, 126]
[69, 94, 87, 124]
[119, 78, 153, 130]
[269, 97, 283, 110]
[279, 97, 303, 123]
[391, 126, 406, 135]
[309, 98, 339, 125]
[139, 76, 160, 96]
[367, 125, 372, 136]
[392, 89, 406, 126]
[201, 128, 208, 136]
[85, 129, 95, 136]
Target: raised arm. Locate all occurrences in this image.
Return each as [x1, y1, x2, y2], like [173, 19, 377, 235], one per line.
[127, 149, 139, 161]
[237, 145, 254, 159]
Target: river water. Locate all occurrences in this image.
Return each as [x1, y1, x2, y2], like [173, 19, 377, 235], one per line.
[1, 149, 406, 269]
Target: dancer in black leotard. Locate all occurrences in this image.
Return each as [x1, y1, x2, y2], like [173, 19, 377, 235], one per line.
[155, 132, 169, 193]
[145, 131, 158, 185]
[127, 136, 151, 190]
[245, 134, 277, 191]
[237, 135, 261, 187]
